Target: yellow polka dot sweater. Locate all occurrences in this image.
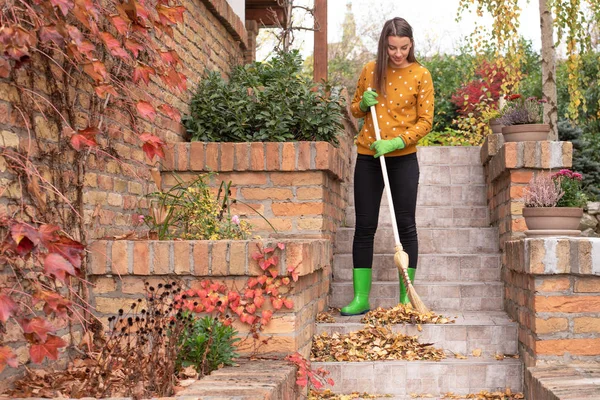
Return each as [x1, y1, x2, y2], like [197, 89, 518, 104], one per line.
[350, 60, 435, 157]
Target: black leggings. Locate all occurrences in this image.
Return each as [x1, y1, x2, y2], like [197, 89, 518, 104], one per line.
[352, 153, 419, 269]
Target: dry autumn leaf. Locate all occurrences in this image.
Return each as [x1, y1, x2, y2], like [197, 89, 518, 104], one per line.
[472, 348, 482, 357]
[311, 325, 446, 362]
[361, 305, 455, 326]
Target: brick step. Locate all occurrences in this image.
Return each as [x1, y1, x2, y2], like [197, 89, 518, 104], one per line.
[347, 184, 488, 208]
[316, 311, 518, 355]
[312, 358, 523, 395]
[329, 281, 504, 311]
[334, 227, 500, 255]
[344, 205, 490, 228]
[332, 254, 501, 282]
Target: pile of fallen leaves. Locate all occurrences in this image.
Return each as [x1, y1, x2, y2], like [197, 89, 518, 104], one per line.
[316, 311, 337, 323]
[440, 389, 524, 399]
[309, 389, 390, 399]
[361, 305, 455, 326]
[311, 325, 446, 362]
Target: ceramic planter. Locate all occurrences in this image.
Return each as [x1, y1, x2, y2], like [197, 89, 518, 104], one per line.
[502, 123, 550, 142]
[488, 118, 503, 134]
[523, 207, 583, 237]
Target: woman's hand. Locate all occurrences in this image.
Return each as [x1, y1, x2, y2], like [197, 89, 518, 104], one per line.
[359, 90, 379, 112]
[370, 137, 405, 158]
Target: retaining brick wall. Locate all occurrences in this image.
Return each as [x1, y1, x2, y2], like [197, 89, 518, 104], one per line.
[481, 135, 573, 248]
[504, 238, 600, 367]
[88, 238, 332, 358]
[160, 138, 354, 240]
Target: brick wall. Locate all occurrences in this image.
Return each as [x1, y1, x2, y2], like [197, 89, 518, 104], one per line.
[481, 135, 573, 248]
[160, 134, 355, 240]
[504, 238, 600, 367]
[0, 0, 247, 240]
[88, 238, 332, 358]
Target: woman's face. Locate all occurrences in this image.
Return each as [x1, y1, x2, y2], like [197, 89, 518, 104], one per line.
[387, 36, 412, 68]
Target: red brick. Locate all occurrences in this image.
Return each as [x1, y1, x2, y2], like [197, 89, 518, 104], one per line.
[297, 142, 311, 170]
[163, 144, 175, 170]
[229, 241, 247, 275]
[504, 142, 518, 168]
[88, 241, 108, 275]
[315, 142, 329, 169]
[250, 142, 265, 170]
[536, 338, 600, 355]
[271, 202, 324, 216]
[510, 170, 533, 184]
[133, 241, 150, 275]
[574, 277, 600, 293]
[220, 142, 234, 171]
[281, 142, 296, 171]
[175, 143, 189, 171]
[211, 242, 228, 275]
[111, 241, 128, 275]
[205, 143, 219, 172]
[153, 242, 170, 274]
[173, 241, 191, 274]
[234, 143, 250, 171]
[192, 241, 209, 276]
[535, 276, 571, 293]
[535, 296, 600, 313]
[265, 142, 280, 170]
[189, 142, 205, 171]
[534, 317, 568, 334]
[574, 317, 600, 333]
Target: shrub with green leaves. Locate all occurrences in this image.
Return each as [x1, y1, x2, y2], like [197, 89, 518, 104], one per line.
[184, 50, 344, 145]
[177, 316, 239, 377]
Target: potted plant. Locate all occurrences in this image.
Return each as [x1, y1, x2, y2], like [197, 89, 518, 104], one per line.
[522, 169, 587, 236]
[482, 108, 502, 134]
[497, 94, 549, 142]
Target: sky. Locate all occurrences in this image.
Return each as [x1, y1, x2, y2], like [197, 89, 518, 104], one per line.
[269, 0, 545, 58]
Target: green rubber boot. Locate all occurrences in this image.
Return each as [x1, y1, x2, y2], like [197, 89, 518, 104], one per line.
[399, 267, 416, 305]
[340, 268, 372, 316]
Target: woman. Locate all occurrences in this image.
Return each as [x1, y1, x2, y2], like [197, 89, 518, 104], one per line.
[341, 17, 434, 316]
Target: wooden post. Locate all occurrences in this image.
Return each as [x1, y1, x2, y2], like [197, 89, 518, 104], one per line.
[313, 0, 327, 83]
[539, 0, 558, 140]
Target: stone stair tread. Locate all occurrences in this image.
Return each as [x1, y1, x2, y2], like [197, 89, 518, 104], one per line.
[322, 310, 516, 326]
[313, 357, 523, 394]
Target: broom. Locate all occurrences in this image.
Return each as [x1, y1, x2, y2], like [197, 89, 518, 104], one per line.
[368, 89, 429, 314]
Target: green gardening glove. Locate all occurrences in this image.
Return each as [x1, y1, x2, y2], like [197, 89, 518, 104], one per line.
[370, 137, 406, 158]
[359, 90, 378, 112]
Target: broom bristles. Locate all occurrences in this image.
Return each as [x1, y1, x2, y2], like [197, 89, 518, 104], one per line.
[395, 248, 430, 314]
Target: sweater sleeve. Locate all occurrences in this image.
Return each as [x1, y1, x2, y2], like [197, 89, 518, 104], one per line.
[350, 65, 368, 119]
[398, 69, 434, 147]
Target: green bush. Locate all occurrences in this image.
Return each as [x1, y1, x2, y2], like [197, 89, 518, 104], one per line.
[558, 120, 600, 200]
[183, 50, 345, 145]
[418, 128, 478, 146]
[177, 316, 239, 377]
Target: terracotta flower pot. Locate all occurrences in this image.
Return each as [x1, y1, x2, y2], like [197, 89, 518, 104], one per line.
[501, 123, 550, 142]
[523, 207, 583, 237]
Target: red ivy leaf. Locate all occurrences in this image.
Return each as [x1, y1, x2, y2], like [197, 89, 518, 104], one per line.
[133, 64, 155, 84]
[11, 223, 40, 255]
[46, 235, 85, 269]
[271, 297, 283, 310]
[0, 294, 18, 323]
[277, 243, 285, 250]
[253, 295, 264, 308]
[70, 126, 99, 150]
[136, 100, 156, 121]
[269, 269, 278, 278]
[0, 58, 10, 78]
[139, 132, 165, 161]
[44, 253, 77, 283]
[159, 50, 179, 66]
[34, 290, 71, 318]
[39, 25, 65, 45]
[100, 32, 129, 60]
[110, 15, 130, 36]
[158, 104, 180, 121]
[83, 60, 107, 82]
[94, 84, 118, 99]
[29, 335, 66, 364]
[252, 252, 264, 261]
[38, 224, 60, 247]
[50, 0, 74, 16]
[0, 346, 18, 373]
[247, 277, 258, 288]
[156, 4, 185, 25]
[264, 247, 275, 254]
[21, 317, 56, 342]
[283, 298, 294, 309]
[125, 39, 144, 58]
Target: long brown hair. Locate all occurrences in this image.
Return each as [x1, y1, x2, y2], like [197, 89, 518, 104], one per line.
[373, 17, 417, 96]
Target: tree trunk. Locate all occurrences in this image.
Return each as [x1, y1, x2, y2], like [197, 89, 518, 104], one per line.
[539, 0, 558, 140]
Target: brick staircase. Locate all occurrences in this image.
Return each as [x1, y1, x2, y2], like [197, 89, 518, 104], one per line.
[313, 147, 523, 398]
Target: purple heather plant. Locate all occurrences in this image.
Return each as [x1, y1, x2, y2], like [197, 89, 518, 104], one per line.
[498, 94, 545, 126]
[524, 173, 564, 207]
